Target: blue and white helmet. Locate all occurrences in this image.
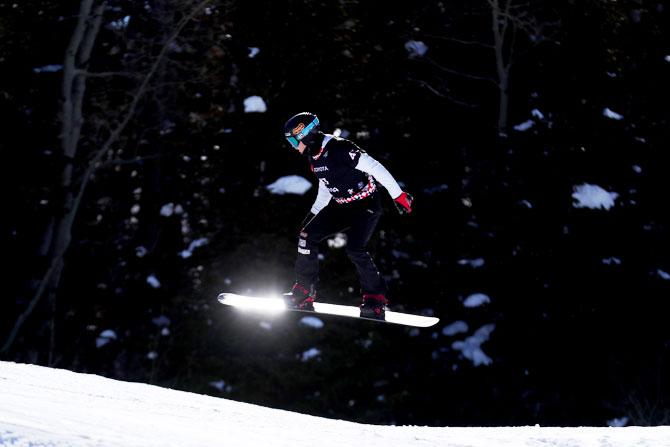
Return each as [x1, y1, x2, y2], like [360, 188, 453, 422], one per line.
[284, 112, 321, 150]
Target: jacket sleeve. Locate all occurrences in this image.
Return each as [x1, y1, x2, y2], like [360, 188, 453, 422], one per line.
[310, 179, 332, 214]
[355, 153, 403, 199]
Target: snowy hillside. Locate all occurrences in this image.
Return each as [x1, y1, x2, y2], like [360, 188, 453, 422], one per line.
[1, 362, 669, 447]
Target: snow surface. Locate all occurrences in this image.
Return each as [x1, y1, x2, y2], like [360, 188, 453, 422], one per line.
[513, 108, 546, 132]
[513, 119, 535, 132]
[572, 184, 619, 210]
[299, 316, 325, 329]
[603, 107, 624, 120]
[442, 320, 469, 336]
[146, 274, 161, 289]
[159, 202, 184, 217]
[300, 347, 321, 361]
[452, 324, 496, 367]
[1, 362, 668, 447]
[327, 233, 347, 248]
[463, 293, 491, 308]
[108, 16, 131, 30]
[179, 237, 209, 259]
[266, 175, 312, 195]
[458, 258, 485, 268]
[404, 40, 427, 58]
[243, 95, 267, 113]
[95, 330, 117, 348]
[33, 64, 63, 73]
[248, 47, 260, 58]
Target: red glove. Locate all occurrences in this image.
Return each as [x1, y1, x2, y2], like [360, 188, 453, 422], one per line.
[394, 192, 413, 215]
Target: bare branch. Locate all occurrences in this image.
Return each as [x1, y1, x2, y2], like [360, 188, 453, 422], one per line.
[86, 0, 212, 169]
[425, 57, 497, 84]
[76, 69, 139, 79]
[423, 34, 493, 49]
[1, 255, 62, 354]
[101, 154, 162, 168]
[81, 0, 213, 209]
[408, 77, 479, 109]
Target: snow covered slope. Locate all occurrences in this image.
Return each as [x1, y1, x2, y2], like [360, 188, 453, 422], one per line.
[0, 362, 668, 447]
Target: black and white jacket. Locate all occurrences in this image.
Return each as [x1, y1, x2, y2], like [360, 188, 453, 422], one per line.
[308, 134, 403, 214]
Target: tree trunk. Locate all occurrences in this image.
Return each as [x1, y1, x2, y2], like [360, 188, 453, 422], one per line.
[497, 72, 510, 137]
[1, 0, 212, 356]
[1, 0, 105, 356]
[489, 0, 512, 138]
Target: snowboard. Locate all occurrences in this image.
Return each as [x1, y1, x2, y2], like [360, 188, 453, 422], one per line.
[217, 293, 439, 328]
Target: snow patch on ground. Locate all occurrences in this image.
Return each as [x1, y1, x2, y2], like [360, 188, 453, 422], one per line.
[572, 184, 618, 210]
[299, 316, 325, 329]
[442, 321, 469, 336]
[452, 324, 496, 366]
[266, 176, 312, 195]
[1, 362, 669, 447]
[463, 293, 491, 308]
[244, 95, 267, 113]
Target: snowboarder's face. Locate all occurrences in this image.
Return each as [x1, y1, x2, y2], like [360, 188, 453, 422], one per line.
[285, 135, 306, 153]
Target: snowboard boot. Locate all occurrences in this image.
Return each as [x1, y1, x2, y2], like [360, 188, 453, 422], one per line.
[283, 283, 316, 311]
[359, 293, 388, 320]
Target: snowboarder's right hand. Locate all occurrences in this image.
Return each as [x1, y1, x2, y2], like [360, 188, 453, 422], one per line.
[394, 192, 413, 215]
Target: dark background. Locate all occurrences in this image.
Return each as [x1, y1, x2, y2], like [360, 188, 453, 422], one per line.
[2, 0, 669, 426]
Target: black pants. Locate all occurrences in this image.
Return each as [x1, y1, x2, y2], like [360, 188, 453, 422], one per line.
[295, 193, 386, 294]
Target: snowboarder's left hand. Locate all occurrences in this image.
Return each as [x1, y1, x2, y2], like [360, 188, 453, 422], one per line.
[394, 192, 413, 215]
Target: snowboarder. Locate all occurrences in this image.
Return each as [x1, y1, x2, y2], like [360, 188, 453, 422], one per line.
[282, 112, 413, 319]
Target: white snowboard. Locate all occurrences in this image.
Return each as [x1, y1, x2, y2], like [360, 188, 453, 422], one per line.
[217, 293, 439, 328]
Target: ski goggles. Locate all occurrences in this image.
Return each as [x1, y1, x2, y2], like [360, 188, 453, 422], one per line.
[285, 117, 319, 149]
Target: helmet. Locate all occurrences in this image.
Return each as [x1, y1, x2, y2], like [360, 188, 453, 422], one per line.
[283, 112, 321, 151]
